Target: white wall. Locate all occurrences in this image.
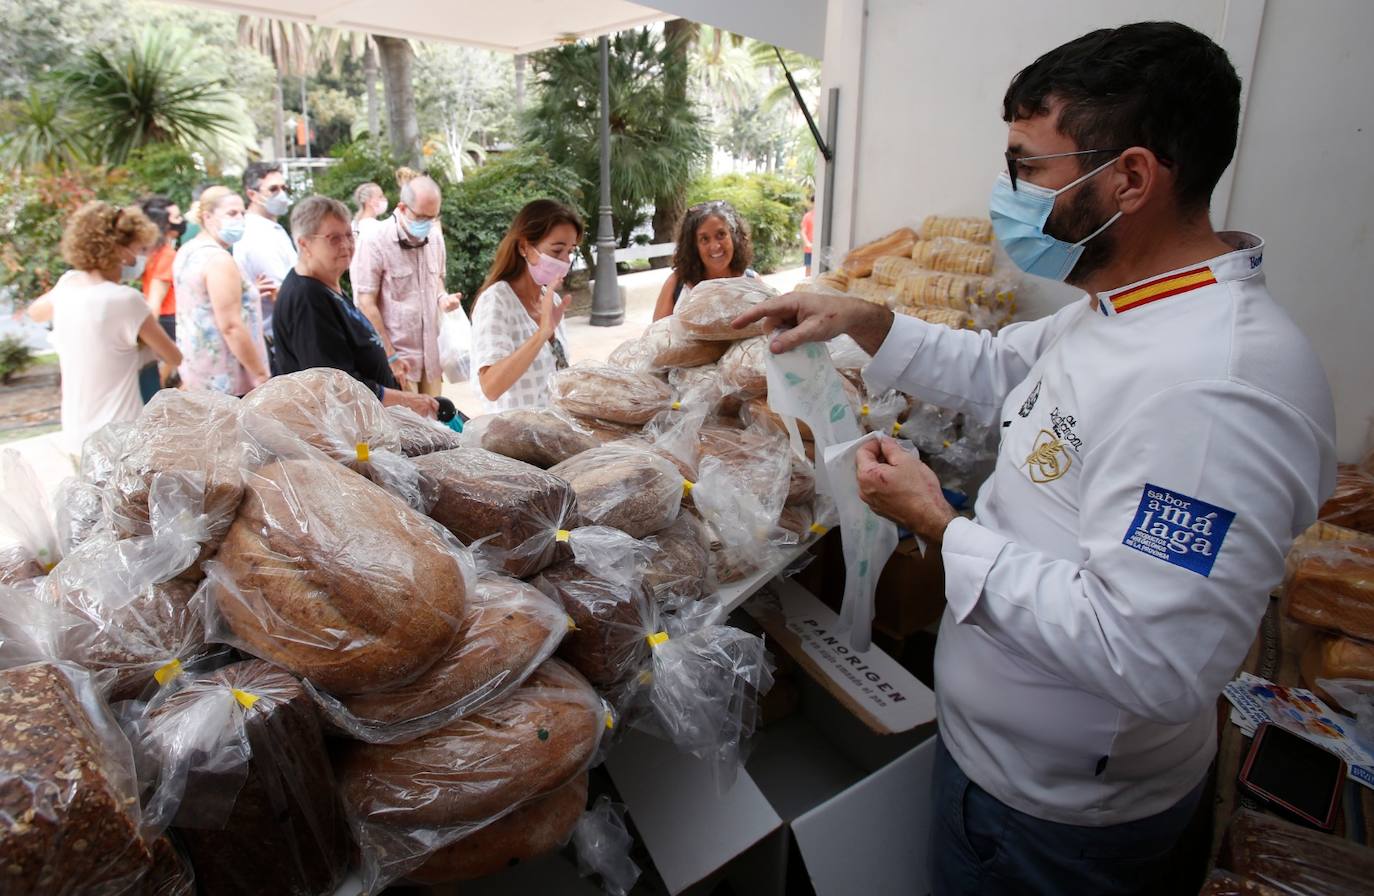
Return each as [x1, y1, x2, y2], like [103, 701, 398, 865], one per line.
[819, 0, 1374, 459]
[647, 0, 828, 57]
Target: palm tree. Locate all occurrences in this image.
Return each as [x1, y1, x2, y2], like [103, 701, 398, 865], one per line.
[59, 31, 240, 166]
[316, 29, 382, 138]
[374, 36, 420, 167]
[0, 88, 86, 169]
[237, 16, 321, 158]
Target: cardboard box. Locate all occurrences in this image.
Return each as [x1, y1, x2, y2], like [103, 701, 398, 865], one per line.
[796, 531, 947, 641]
[607, 577, 939, 895]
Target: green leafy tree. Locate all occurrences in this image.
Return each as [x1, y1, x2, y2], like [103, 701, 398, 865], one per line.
[524, 29, 709, 262]
[0, 88, 86, 169]
[60, 31, 243, 165]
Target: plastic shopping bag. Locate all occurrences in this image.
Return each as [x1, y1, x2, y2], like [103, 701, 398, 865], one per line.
[439, 305, 473, 384]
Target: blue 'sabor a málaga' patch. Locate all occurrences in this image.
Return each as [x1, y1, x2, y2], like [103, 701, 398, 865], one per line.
[1122, 483, 1235, 577]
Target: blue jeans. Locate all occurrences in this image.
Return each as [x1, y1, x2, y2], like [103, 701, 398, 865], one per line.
[930, 737, 1204, 896]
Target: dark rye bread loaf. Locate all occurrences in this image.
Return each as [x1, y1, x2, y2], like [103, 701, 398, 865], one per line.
[644, 511, 712, 603]
[465, 409, 599, 469]
[0, 662, 154, 895]
[550, 365, 674, 425]
[414, 448, 581, 578]
[213, 457, 467, 695]
[149, 660, 348, 896]
[388, 405, 463, 457]
[549, 443, 683, 538]
[408, 772, 588, 884]
[337, 659, 602, 829]
[331, 575, 569, 738]
[535, 559, 653, 688]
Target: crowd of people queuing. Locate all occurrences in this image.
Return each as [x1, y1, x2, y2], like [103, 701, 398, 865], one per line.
[26, 161, 760, 460]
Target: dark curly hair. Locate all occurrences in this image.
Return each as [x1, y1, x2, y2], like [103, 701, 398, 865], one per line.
[1002, 21, 1241, 212]
[672, 200, 752, 287]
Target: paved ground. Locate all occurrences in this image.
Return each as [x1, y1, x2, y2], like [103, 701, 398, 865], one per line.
[2, 266, 808, 501]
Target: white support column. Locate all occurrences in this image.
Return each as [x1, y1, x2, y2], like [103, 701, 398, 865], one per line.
[1212, 0, 1267, 230]
[814, 0, 867, 266]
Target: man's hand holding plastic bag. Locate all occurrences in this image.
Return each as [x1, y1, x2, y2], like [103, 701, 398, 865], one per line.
[856, 435, 958, 541]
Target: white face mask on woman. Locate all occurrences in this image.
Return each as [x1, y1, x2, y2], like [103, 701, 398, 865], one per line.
[121, 252, 147, 281]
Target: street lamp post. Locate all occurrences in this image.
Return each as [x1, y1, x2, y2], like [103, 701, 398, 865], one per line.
[590, 34, 623, 327]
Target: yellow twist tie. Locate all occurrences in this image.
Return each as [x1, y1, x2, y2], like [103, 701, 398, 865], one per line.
[891, 422, 903, 436]
[42, 561, 57, 573]
[861, 404, 870, 417]
[555, 529, 571, 543]
[153, 659, 183, 686]
[567, 616, 578, 632]
[682, 480, 694, 496]
[671, 400, 683, 411]
[808, 523, 829, 536]
[605, 712, 615, 730]
[355, 442, 371, 463]
[647, 631, 670, 648]
[231, 688, 260, 710]
[942, 440, 951, 448]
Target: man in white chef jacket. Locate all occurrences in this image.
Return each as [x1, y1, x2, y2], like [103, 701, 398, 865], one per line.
[737, 22, 1336, 896]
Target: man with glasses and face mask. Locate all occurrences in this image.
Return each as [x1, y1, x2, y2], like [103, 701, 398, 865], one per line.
[234, 161, 298, 337]
[736, 22, 1336, 896]
[352, 174, 464, 396]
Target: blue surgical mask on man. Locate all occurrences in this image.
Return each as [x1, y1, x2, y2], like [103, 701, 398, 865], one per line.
[402, 211, 433, 242]
[989, 155, 1122, 281]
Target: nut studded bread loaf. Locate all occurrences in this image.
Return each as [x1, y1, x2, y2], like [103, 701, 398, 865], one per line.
[0, 662, 154, 895]
[141, 834, 194, 896]
[212, 457, 467, 694]
[409, 772, 588, 884]
[414, 448, 581, 578]
[535, 559, 653, 687]
[550, 443, 683, 538]
[550, 365, 674, 426]
[147, 660, 349, 896]
[1219, 808, 1374, 894]
[331, 575, 569, 739]
[465, 408, 599, 469]
[388, 405, 463, 457]
[1320, 464, 1374, 534]
[1284, 526, 1374, 641]
[675, 276, 779, 341]
[337, 659, 602, 829]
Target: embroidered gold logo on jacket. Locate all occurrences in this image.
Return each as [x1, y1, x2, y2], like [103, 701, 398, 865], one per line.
[1024, 430, 1072, 483]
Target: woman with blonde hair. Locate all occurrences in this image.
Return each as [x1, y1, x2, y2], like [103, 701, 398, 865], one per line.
[26, 201, 182, 456]
[174, 185, 270, 396]
[470, 199, 583, 413]
[351, 181, 388, 240]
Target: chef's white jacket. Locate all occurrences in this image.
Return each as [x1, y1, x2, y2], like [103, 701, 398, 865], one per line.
[865, 232, 1336, 825]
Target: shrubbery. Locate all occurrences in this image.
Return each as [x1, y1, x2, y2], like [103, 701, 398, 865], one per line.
[686, 172, 807, 274]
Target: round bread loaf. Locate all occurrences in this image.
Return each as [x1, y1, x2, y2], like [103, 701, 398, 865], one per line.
[388, 405, 463, 457]
[550, 365, 674, 426]
[719, 337, 769, 399]
[414, 448, 581, 578]
[212, 457, 467, 694]
[550, 444, 682, 538]
[675, 276, 779, 341]
[331, 575, 568, 738]
[337, 659, 603, 829]
[644, 511, 712, 603]
[408, 773, 588, 884]
[535, 559, 653, 687]
[464, 409, 599, 469]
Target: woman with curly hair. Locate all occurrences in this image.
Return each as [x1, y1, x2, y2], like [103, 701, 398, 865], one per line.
[26, 201, 182, 456]
[652, 200, 757, 321]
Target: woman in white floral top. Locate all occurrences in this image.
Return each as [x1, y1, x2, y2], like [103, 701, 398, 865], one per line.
[173, 186, 270, 397]
[470, 200, 583, 414]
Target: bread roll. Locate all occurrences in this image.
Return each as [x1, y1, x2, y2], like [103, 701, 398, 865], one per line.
[550, 444, 683, 538]
[463, 409, 599, 469]
[414, 448, 581, 578]
[675, 276, 779, 341]
[551, 365, 674, 426]
[408, 773, 588, 884]
[212, 457, 467, 694]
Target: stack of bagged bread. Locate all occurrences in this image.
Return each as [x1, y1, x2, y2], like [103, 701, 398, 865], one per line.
[819, 215, 1018, 332]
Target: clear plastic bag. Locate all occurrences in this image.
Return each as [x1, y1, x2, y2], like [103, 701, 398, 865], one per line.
[549, 443, 684, 538]
[1320, 463, 1374, 534]
[718, 336, 770, 399]
[0, 660, 156, 895]
[1281, 525, 1374, 642]
[550, 363, 675, 426]
[410, 773, 589, 885]
[694, 454, 797, 585]
[572, 795, 641, 896]
[124, 659, 350, 896]
[839, 227, 920, 279]
[387, 404, 463, 457]
[335, 658, 609, 893]
[308, 572, 570, 744]
[0, 449, 61, 581]
[674, 276, 780, 341]
[608, 317, 728, 372]
[439, 304, 473, 384]
[1217, 808, 1374, 896]
[203, 436, 470, 696]
[857, 389, 910, 437]
[893, 400, 961, 454]
[240, 367, 424, 509]
[642, 511, 714, 604]
[1314, 677, 1374, 745]
[461, 407, 599, 469]
[414, 447, 583, 578]
[54, 475, 110, 558]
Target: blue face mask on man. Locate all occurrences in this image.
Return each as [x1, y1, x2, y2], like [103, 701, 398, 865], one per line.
[989, 155, 1122, 281]
[401, 210, 433, 242]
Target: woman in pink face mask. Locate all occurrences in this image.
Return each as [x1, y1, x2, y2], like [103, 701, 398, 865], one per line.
[469, 199, 584, 414]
